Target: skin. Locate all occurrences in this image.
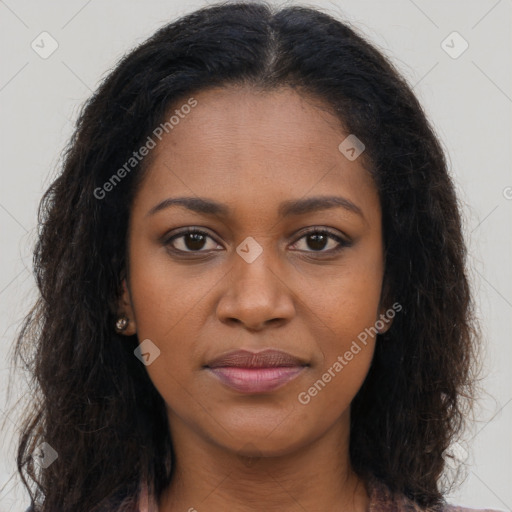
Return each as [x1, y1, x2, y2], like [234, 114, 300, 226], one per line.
[118, 85, 393, 512]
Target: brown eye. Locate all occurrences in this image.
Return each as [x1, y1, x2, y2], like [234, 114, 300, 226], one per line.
[163, 226, 351, 257]
[165, 228, 220, 253]
[291, 228, 351, 254]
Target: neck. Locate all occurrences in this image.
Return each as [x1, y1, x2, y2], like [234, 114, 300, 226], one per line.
[158, 411, 370, 512]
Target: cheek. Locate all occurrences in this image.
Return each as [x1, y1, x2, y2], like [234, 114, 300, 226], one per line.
[295, 247, 382, 409]
[298, 243, 384, 338]
[298, 312, 377, 417]
[128, 237, 208, 335]
[126, 242, 211, 390]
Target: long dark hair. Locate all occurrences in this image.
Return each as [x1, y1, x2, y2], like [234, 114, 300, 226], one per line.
[7, 1, 481, 510]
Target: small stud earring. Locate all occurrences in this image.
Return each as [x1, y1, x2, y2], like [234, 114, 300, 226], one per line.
[115, 317, 129, 332]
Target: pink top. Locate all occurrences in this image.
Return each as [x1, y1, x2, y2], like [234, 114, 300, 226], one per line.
[138, 476, 505, 512]
[365, 476, 504, 512]
[138, 483, 157, 512]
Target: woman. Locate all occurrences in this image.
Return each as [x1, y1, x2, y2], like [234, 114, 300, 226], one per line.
[12, 1, 502, 511]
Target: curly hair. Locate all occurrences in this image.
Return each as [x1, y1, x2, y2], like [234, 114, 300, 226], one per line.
[8, 1, 481, 510]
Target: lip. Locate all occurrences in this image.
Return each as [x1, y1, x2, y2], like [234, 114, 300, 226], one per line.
[204, 349, 309, 394]
[208, 366, 305, 393]
[205, 349, 308, 369]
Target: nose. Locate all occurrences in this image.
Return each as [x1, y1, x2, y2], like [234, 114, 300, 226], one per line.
[216, 246, 296, 332]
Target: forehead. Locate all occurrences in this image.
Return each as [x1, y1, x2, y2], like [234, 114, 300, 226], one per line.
[154, 86, 356, 169]
[132, 86, 379, 224]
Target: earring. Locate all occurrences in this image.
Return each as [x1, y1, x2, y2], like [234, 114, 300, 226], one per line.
[115, 317, 129, 332]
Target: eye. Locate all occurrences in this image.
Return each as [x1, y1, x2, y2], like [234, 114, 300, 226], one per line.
[163, 226, 351, 256]
[290, 227, 351, 254]
[164, 228, 221, 254]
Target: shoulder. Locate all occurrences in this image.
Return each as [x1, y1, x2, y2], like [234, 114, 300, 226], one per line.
[442, 506, 505, 512]
[366, 476, 505, 512]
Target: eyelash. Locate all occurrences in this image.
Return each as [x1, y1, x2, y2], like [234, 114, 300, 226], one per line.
[163, 227, 351, 256]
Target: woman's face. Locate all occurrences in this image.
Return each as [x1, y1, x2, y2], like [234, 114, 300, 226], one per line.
[120, 86, 389, 458]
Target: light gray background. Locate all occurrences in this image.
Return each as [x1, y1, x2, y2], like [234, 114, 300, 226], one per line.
[0, 1, 511, 511]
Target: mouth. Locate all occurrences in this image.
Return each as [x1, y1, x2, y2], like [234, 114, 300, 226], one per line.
[207, 366, 306, 393]
[204, 349, 308, 393]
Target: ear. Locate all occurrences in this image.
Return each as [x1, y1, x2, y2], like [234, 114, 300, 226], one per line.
[376, 304, 394, 334]
[116, 278, 137, 336]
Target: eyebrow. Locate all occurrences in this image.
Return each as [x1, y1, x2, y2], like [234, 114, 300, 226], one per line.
[146, 195, 364, 219]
